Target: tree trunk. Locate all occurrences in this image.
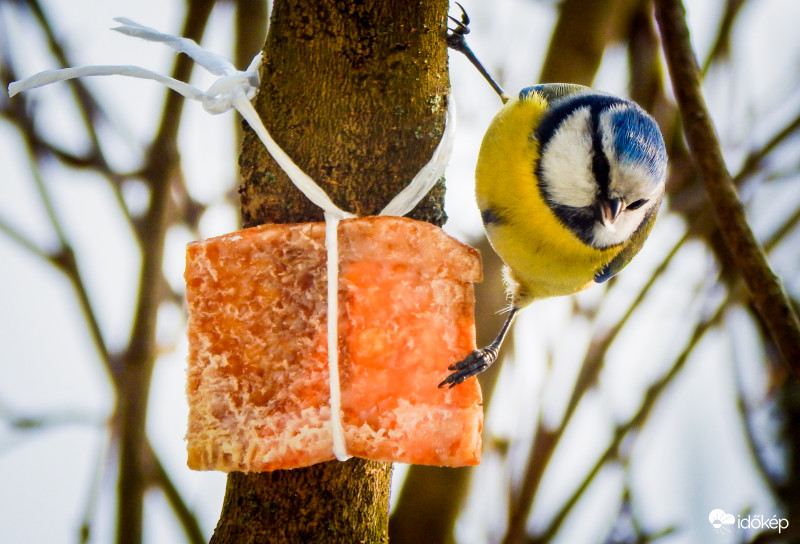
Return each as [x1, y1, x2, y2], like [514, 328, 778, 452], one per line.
[210, 0, 449, 542]
[238, 0, 449, 226]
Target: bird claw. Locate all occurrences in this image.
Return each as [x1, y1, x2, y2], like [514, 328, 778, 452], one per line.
[444, 3, 506, 98]
[438, 346, 498, 388]
[447, 2, 471, 50]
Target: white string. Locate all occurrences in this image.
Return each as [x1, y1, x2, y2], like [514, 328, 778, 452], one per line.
[113, 18, 355, 217]
[8, 65, 209, 103]
[112, 18, 241, 76]
[7, 18, 455, 464]
[379, 99, 455, 217]
[233, 95, 354, 220]
[324, 212, 351, 461]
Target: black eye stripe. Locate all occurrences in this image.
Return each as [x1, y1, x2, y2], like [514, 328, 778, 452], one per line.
[534, 94, 627, 153]
[533, 94, 628, 202]
[589, 107, 610, 194]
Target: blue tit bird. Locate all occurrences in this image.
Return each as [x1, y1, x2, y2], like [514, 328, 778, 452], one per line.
[440, 6, 668, 387]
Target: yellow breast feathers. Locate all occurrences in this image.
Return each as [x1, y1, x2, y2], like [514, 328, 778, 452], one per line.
[475, 92, 621, 305]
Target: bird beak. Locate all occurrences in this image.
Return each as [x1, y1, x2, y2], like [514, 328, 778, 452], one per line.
[599, 198, 623, 227]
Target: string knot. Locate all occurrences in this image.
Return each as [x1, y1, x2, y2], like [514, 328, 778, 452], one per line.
[200, 64, 260, 114]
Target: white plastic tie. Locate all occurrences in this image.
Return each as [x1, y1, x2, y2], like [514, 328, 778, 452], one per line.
[8, 18, 455, 464]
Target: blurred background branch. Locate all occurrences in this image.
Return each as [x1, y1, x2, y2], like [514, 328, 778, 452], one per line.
[655, 0, 800, 373]
[2, 0, 799, 543]
[1, 0, 266, 542]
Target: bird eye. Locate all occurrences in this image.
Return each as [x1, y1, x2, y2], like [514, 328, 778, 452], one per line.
[626, 199, 647, 211]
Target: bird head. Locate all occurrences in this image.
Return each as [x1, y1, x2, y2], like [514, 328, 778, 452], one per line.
[533, 89, 667, 249]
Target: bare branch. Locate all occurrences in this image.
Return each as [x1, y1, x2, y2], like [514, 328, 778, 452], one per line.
[144, 443, 206, 544]
[503, 232, 690, 544]
[531, 300, 727, 543]
[539, 0, 637, 85]
[0, 216, 53, 263]
[654, 0, 800, 374]
[734, 110, 800, 185]
[765, 205, 800, 254]
[115, 1, 219, 542]
[700, 0, 749, 74]
[0, 137, 117, 377]
[77, 430, 112, 544]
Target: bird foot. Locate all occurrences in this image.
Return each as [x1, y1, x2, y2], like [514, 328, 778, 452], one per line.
[446, 2, 471, 52]
[438, 345, 499, 388]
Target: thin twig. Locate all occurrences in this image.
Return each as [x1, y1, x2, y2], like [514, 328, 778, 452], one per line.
[23, 0, 133, 222]
[144, 442, 206, 544]
[700, 0, 748, 74]
[10, 134, 116, 376]
[503, 231, 690, 544]
[77, 428, 113, 544]
[734, 110, 800, 185]
[654, 0, 800, 374]
[0, 217, 53, 263]
[765, 205, 800, 255]
[530, 299, 727, 543]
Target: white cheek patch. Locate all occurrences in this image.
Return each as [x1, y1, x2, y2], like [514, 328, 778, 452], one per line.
[592, 205, 650, 247]
[538, 107, 596, 208]
[613, 163, 665, 204]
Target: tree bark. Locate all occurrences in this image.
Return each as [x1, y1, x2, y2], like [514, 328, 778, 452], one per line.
[239, 0, 449, 226]
[211, 0, 449, 542]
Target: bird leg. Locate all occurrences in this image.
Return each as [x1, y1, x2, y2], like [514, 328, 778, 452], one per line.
[439, 306, 520, 388]
[447, 2, 507, 100]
